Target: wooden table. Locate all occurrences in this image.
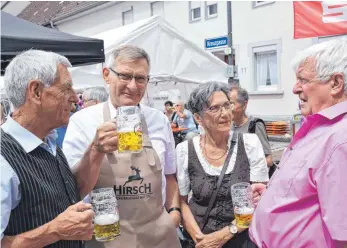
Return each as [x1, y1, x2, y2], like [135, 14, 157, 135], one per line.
[172, 127, 189, 133]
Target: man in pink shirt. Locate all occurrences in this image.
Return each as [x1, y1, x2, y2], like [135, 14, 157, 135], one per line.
[249, 39, 347, 248]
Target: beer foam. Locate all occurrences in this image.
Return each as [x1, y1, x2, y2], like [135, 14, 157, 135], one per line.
[235, 207, 254, 215]
[118, 127, 141, 133]
[94, 214, 119, 225]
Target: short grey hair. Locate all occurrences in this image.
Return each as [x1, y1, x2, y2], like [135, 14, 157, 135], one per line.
[106, 45, 151, 71]
[83, 86, 109, 102]
[291, 39, 347, 93]
[229, 86, 249, 105]
[4, 50, 71, 108]
[186, 82, 229, 114]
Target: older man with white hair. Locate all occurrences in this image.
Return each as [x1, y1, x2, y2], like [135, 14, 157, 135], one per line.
[249, 39, 347, 247]
[0, 50, 95, 247]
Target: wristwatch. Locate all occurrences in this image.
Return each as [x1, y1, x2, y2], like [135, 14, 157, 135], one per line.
[228, 223, 238, 238]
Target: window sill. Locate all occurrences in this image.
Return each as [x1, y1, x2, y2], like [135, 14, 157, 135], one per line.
[252, 1, 275, 8]
[206, 14, 218, 20]
[190, 18, 201, 23]
[248, 90, 284, 96]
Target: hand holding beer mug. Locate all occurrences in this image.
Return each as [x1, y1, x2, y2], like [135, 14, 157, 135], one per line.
[117, 106, 143, 153]
[231, 182, 255, 228]
[90, 188, 120, 242]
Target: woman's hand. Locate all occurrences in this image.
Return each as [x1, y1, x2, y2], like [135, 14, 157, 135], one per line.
[195, 229, 228, 248]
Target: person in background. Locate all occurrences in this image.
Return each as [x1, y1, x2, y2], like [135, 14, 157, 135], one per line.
[177, 82, 268, 248]
[55, 102, 80, 148]
[82, 86, 109, 108]
[1, 50, 94, 247]
[250, 39, 347, 247]
[63, 45, 181, 248]
[173, 100, 199, 139]
[229, 87, 273, 168]
[164, 100, 177, 123]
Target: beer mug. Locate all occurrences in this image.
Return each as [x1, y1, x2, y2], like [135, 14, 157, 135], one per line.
[230, 182, 255, 228]
[90, 188, 120, 242]
[117, 106, 143, 153]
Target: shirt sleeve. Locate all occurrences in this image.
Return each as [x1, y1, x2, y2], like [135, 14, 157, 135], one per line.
[62, 116, 90, 172]
[243, 134, 269, 182]
[255, 122, 272, 155]
[1, 155, 21, 239]
[163, 115, 176, 175]
[176, 141, 190, 196]
[314, 142, 347, 241]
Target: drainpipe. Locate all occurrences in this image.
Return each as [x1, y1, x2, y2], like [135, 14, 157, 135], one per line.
[227, 1, 238, 85]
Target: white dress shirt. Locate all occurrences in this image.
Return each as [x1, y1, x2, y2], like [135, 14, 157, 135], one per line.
[176, 132, 269, 196]
[63, 100, 176, 206]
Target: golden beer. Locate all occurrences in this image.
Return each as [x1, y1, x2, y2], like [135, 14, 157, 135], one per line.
[118, 130, 143, 153]
[234, 207, 254, 228]
[94, 214, 120, 242]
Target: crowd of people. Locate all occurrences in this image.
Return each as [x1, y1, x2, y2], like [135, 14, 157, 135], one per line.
[0, 39, 346, 248]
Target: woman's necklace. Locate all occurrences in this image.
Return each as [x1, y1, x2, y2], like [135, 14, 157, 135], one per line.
[201, 135, 228, 161]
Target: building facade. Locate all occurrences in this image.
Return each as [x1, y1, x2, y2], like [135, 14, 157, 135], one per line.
[232, 1, 347, 117]
[2, 1, 346, 118]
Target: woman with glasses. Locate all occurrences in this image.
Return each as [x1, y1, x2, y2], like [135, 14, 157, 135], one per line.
[176, 82, 268, 248]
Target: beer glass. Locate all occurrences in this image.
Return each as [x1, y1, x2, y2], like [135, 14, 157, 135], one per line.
[230, 182, 255, 228]
[117, 106, 143, 153]
[90, 188, 120, 242]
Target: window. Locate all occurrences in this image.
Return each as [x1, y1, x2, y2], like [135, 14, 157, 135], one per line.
[189, 1, 201, 22]
[122, 8, 133, 26]
[206, 1, 217, 18]
[252, 1, 275, 8]
[249, 40, 281, 92]
[151, 1, 164, 17]
[254, 51, 278, 90]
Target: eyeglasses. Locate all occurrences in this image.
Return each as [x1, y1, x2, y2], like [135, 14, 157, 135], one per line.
[205, 101, 233, 113]
[108, 68, 150, 85]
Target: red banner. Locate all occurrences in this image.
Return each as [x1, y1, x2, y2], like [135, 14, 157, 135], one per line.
[294, 1, 347, 39]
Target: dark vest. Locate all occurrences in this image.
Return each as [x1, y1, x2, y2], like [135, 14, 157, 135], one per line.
[1, 129, 82, 248]
[188, 134, 255, 248]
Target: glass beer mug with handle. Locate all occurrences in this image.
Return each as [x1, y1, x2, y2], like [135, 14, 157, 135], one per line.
[117, 106, 143, 153]
[90, 188, 120, 242]
[230, 182, 255, 228]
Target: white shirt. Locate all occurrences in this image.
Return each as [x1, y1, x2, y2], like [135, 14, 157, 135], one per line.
[176, 132, 269, 196]
[63, 100, 176, 206]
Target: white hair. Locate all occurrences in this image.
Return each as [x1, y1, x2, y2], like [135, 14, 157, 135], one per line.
[291, 39, 347, 93]
[83, 86, 109, 102]
[4, 49, 72, 108]
[105, 45, 151, 70]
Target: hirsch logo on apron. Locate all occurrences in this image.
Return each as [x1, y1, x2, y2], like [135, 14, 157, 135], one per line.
[114, 165, 153, 200]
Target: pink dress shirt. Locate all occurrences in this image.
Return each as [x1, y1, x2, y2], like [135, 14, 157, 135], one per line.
[249, 101, 347, 248]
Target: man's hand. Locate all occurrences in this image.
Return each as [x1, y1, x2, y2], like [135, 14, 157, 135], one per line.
[252, 183, 267, 207]
[169, 210, 181, 228]
[93, 120, 118, 153]
[195, 231, 226, 248]
[51, 201, 94, 241]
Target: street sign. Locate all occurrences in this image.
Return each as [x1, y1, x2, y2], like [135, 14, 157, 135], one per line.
[226, 65, 234, 77]
[205, 36, 228, 49]
[224, 47, 232, 55]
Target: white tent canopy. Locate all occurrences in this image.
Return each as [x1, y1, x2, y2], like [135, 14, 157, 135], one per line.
[70, 15, 229, 109]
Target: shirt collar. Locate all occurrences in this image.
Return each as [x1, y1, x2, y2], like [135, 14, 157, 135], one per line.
[316, 100, 347, 120]
[1, 115, 57, 154]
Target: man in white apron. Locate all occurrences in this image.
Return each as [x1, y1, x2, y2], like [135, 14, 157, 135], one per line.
[63, 45, 181, 248]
